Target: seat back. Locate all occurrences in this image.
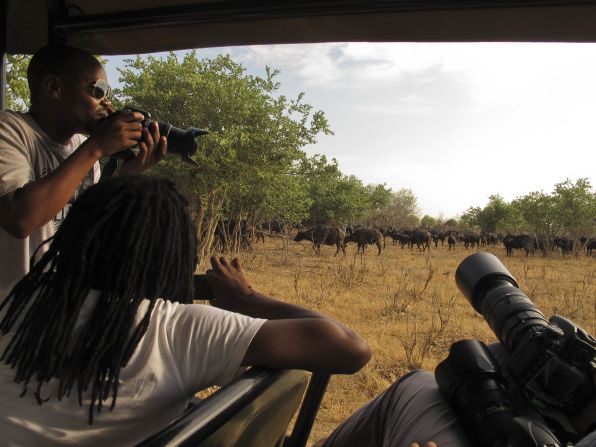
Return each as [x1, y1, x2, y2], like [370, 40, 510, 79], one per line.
[138, 367, 326, 447]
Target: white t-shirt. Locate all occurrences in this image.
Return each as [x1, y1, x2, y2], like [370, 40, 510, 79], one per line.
[0, 111, 100, 290]
[0, 289, 266, 446]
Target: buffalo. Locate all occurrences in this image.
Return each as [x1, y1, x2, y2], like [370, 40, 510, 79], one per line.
[586, 239, 596, 256]
[481, 232, 499, 246]
[411, 229, 431, 252]
[389, 231, 411, 248]
[553, 236, 574, 254]
[430, 230, 446, 247]
[459, 232, 481, 249]
[344, 228, 384, 255]
[503, 234, 532, 257]
[294, 225, 347, 256]
[447, 234, 457, 250]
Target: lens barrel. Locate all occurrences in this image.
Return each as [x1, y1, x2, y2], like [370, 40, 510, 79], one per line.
[157, 122, 208, 160]
[123, 107, 208, 163]
[455, 253, 548, 351]
[455, 252, 518, 310]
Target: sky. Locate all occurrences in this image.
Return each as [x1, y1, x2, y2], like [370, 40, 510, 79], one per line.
[104, 42, 596, 218]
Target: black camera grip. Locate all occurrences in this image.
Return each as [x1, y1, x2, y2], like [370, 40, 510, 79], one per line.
[193, 274, 215, 300]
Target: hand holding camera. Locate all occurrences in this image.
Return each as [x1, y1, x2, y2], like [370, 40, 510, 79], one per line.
[88, 109, 148, 158]
[100, 107, 208, 176]
[120, 107, 208, 164]
[116, 116, 168, 176]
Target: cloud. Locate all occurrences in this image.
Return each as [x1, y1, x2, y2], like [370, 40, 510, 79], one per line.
[229, 42, 596, 109]
[352, 93, 435, 116]
[119, 43, 596, 216]
[231, 44, 346, 86]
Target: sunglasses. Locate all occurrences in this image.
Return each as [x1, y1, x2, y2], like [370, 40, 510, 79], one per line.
[88, 79, 111, 100]
[61, 76, 111, 100]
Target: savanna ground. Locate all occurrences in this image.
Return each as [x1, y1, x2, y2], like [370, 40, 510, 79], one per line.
[198, 235, 595, 446]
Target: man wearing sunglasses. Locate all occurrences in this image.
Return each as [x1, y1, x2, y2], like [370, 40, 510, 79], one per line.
[0, 45, 168, 291]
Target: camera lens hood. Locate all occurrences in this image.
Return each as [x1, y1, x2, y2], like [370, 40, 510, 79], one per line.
[455, 252, 519, 312]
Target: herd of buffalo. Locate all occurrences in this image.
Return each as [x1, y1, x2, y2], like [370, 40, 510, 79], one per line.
[214, 220, 596, 257]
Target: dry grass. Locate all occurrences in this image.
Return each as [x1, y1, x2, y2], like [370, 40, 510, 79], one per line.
[200, 238, 595, 445]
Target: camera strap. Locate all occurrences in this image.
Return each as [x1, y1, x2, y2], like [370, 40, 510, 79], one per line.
[102, 150, 136, 177]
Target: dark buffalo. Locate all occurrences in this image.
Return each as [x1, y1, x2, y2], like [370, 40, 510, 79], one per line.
[447, 234, 457, 250]
[294, 225, 346, 256]
[430, 230, 446, 247]
[586, 239, 596, 256]
[460, 232, 481, 249]
[554, 236, 574, 254]
[344, 228, 383, 255]
[411, 229, 431, 251]
[482, 232, 499, 246]
[390, 231, 411, 248]
[503, 234, 532, 257]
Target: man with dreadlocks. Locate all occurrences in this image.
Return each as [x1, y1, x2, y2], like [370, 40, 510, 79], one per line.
[0, 45, 167, 291]
[0, 175, 371, 446]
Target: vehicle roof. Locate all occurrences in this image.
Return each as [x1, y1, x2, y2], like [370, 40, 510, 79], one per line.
[6, 0, 596, 55]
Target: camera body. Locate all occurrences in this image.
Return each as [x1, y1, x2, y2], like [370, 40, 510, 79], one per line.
[125, 107, 208, 164]
[436, 339, 563, 447]
[101, 107, 209, 177]
[436, 252, 596, 446]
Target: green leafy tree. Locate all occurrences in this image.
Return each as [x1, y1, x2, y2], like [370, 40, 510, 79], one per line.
[115, 52, 332, 259]
[498, 206, 527, 234]
[512, 191, 560, 240]
[420, 215, 437, 228]
[444, 218, 458, 228]
[5, 54, 31, 111]
[295, 155, 392, 225]
[477, 195, 513, 233]
[458, 206, 481, 230]
[366, 183, 393, 214]
[551, 178, 596, 242]
[373, 188, 420, 227]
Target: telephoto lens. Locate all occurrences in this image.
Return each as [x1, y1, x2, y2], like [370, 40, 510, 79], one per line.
[125, 107, 209, 164]
[151, 121, 208, 164]
[452, 252, 596, 441]
[454, 252, 548, 351]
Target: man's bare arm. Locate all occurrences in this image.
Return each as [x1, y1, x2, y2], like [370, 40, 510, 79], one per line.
[0, 111, 156, 238]
[207, 257, 372, 374]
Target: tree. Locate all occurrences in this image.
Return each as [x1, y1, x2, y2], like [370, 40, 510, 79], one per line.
[551, 178, 596, 242]
[458, 206, 481, 230]
[365, 183, 393, 214]
[477, 195, 513, 233]
[5, 55, 31, 111]
[420, 215, 437, 228]
[373, 188, 420, 227]
[445, 218, 458, 228]
[298, 155, 389, 225]
[115, 52, 332, 259]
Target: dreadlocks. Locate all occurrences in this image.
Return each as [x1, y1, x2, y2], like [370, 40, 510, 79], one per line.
[0, 175, 197, 423]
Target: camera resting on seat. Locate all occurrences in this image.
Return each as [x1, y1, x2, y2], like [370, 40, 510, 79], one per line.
[435, 252, 596, 447]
